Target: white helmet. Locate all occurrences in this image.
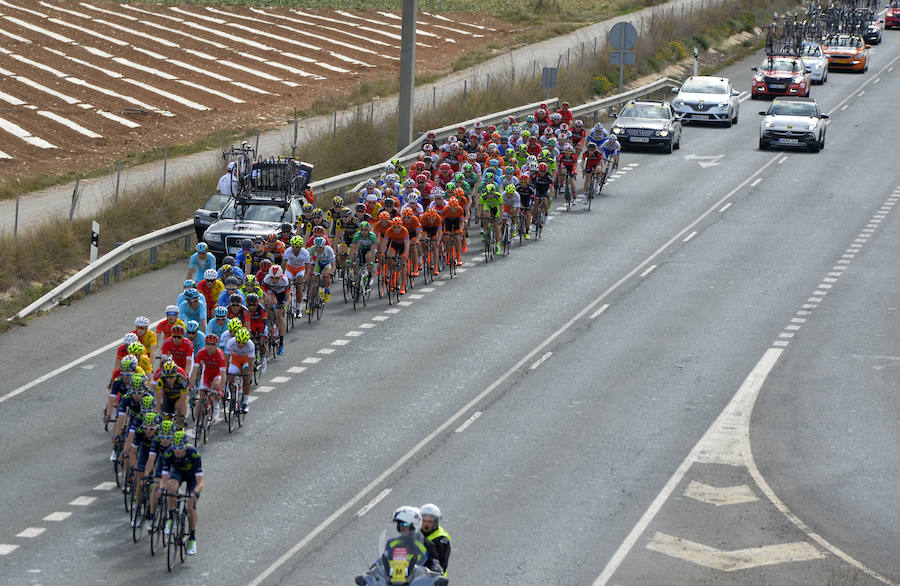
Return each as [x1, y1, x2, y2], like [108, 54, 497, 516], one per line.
[134, 316, 151, 327]
[393, 506, 422, 531]
[123, 332, 139, 345]
[384, 162, 394, 173]
[420, 503, 442, 523]
[365, 178, 376, 188]
[203, 268, 218, 281]
[406, 192, 418, 203]
[404, 178, 416, 188]
[366, 193, 378, 202]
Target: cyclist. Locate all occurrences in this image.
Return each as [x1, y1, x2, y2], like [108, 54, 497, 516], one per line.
[354, 202, 373, 224]
[225, 294, 251, 328]
[308, 236, 336, 306]
[129, 410, 160, 527]
[419, 208, 443, 275]
[160, 324, 195, 374]
[277, 222, 294, 247]
[225, 328, 255, 413]
[261, 265, 289, 355]
[333, 207, 356, 276]
[600, 134, 621, 170]
[556, 144, 578, 201]
[581, 141, 605, 201]
[116, 375, 155, 447]
[160, 430, 204, 556]
[421, 503, 451, 577]
[186, 242, 215, 281]
[359, 178, 382, 203]
[198, 269, 224, 319]
[479, 183, 503, 255]
[502, 183, 521, 240]
[155, 359, 191, 426]
[184, 320, 205, 360]
[326, 195, 344, 233]
[245, 294, 268, 370]
[218, 317, 243, 353]
[206, 306, 229, 341]
[349, 221, 378, 285]
[586, 123, 608, 148]
[218, 261, 244, 285]
[176, 279, 196, 306]
[115, 332, 141, 369]
[571, 119, 586, 152]
[241, 274, 264, 300]
[514, 177, 535, 240]
[234, 238, 254, 276]
[143, 418, 174, 531]
[381, 218, 410, 295]
[156, 305, 186, 354]
[132, 316, 157, 364]
[401, 208, 422, 276]
[106, 354, 138, 442]
[178, 289, 207, 333]
[441, 196, 466, 266]
[217, 277, 245, 309]
[191, 333, 227, 421]
[264, 233, 286, 265]
[282, 236, 310, 311]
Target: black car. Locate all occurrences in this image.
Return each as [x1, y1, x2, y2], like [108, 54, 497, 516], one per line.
[194, 192, 232, 241]
[610, 99, 683, 153]
[864, 19, 883, 45]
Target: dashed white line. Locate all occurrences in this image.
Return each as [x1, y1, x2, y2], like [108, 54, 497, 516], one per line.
[808, 297, 823, 303]
[317, 348, 335, 355]
[822, 278, 838, 283]
[719, 202, 733, 213]
[773, 340, 790, 347]
[43, 512, 71, 522]
[779, 332, 795, 338]
[841, 104, 849, 111]
[371, 315, 390, 321]
[255, 385, 274, 392]
[639, 265, 657, 278]
[356, 488, 391, 517]
[530, 351, 553, 370]
[590, 304, 610, 319]
[301, 357, 321, 364]
[407, 294, 424, 300]
[874, 78, 881, 84]
[69, 496, 96, 506]
[93, 482, 117, 491]
[682, 231, 697, 243]
[383, 308, 401, 314]
[16, 527, 45, 538]
[287, 366, 306, 374]
[785, 325, 801, 331]
[0, 544, 18, 555]
[797, 310, 812, 315]
[813, 290, 828, 296]
[247, 395, 259, 403]
[270, 376, 291, 383]
[791, 318, 807, 323]
[397, 301, 413, 306]
[454, 411, 482, 433]
[331, 339, 350, 346]
[778, 156, 788, 164]
[456, 268, 467, 273]
[461, 262, 476, 267]
[750, 178, 762, 187]
[359, 323, 376, 329]
[345, 331, 364, 337]
[859, 90, 866, 96]
[419, 287, 435, 293]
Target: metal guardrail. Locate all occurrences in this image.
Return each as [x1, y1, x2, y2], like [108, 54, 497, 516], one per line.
[12, 78, 684, 321]
[11, 220, 194, 320]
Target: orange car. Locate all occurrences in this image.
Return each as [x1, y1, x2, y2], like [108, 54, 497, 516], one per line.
[822, 34, 870, 73]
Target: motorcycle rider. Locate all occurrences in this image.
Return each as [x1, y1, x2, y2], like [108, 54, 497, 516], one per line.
[421, 503, 451, 577]
[355, 506, 443, 585]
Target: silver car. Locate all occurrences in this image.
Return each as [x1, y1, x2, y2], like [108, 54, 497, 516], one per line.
[672, 76, 740, 126]
[758, 97, 829, 153]
[800, 42, 829, 84]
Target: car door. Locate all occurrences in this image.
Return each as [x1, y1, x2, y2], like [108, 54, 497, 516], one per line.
[669, 104, 681, 140]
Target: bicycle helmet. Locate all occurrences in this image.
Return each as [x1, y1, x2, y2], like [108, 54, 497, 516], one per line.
[522, 130, 531, 139]
[127, 341, 145, 355]
[587, 142, 597, 149]
[241, 238, 253, 249]
[551, 112, 562, 121]
[365, 178, 376, 188]
[289, 235, 303, 247]
[392, 506, 422, 532]
[406, 192, 418, 203]
[142, 411, 159, 428]
[260, 259, 273, 272]
[159, 419, 174, 438]
[390, 217, 403, 227]
[269, 265, 283, 279]
[453, 187, 465, 198]
[223, 255, 236, 266]
[565, 144, 575, 153]
[312, 225, 327, 236]
[504, 166, 514, 175]
[561, 101, 570, 108]
[548, 137, 558, 146]
[340, 207, 351, 216]
[404, 178, 416, 188]
[227, 318, 242, 333]
[173, 430, 187, 448]
[244, 274, 256, 286]
[220, 264, 233, 276]
[185, 320, 200, 334]
[439, 162, 451, 173]
[120, 355, 139, 374]
[313, 236, 326, 248]
[184, 288, 200, 301]
[445, 181, 456, 192]
[161, 360, 179, 378]
[245, 293, 259, 305]
[170, 324, 186, 337]
[359, 221, 371, 230]
[124, 332, 140, 346]
[333, 195, 343, 206]
[196, 242, 208, 253]
[302, 202, 313, 213]
[505, 184, 516, 194]
[378, 211, 391, 221]
[140, 394, 155, 411]
[463, 163, 473, 173]
[432, 189, 445, 198]
[205, 333, 219, 344]
[366, 193, 378, 202]
[420, 503, 442, 523]
[132, 372, 147, 390]
[416, 173, 428, 183]
[312, 208, 325, 218]
[183, 279, 196, 289]
[383, 162, 394, 174]
[560, 123, 569, 132]
[402, 207, 414, 217]
[485, 183, 497, 193]
[489, 158, 500, 168]
[574, 119, 584, 127]
[448, 196, 459, 206]
[235, 328, 250, 343]
[537, 108, 547, 117]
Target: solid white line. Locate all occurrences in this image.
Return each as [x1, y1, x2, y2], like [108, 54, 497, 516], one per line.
[639, 264, 657, 278]
[454, 411, 482, 433]
[682, 231, 697, 243]
[530, 352, 553, 370]
[593, 348, 783, 585]
[355, 488, 391, 517]
[719, 202, 732, 212]
[590, 304, 610, 319]
[750, 178, 762, 187]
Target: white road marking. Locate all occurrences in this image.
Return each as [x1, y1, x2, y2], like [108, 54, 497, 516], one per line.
[93, 482, 116, 491]
[355, 488, 391, 517]
[874, 78, 881, 84]
[345, 331, 363, 337]
[255, 385, 274, 393]
[371, 315, 389, 321]
[750, 177, 762, 187]
[682, 231, 697, 243]
[813, 290, 828, 296]
[69, 496, 96, 506]
[841, 104, 849, 111]
[407, 294, 424, 300]
[778, 156, 788, 164]
[454, 411, 482, 433]
[286, 367, 306, 374]
[822, 277, 838, 283]
[646, 532, 823, 571]
[43, 512, 71, 522]
[16, 527, 45, 538]
[359, 323, 376, 329]
[594, 349, 784, 584]
[778, 332, 795, 338]
[785, 325, 801, 331]
[773, 340, 790, 347]
[791, 318, 807, 323]
[859, 90, 866, 96]
[301, 357, 321, 364]
[383, 308, 401, 314]
[683, 481, 758, 506]
[247, 395, 259, 403]
[529, 352, 553, 370]
[331, 339, 350, 346]
[270, 376, 291, 383]
[0, 544, 18, 555]
[639, 264, 657, 278]
[890, 66, 895, 72]
[719, 202, 732, 212]
[590, 304, 610, 319]
[434, 281, 445, 286]
[808, 297, 823, 303]
[317, 348, 335, 355]
[456, 268, 467, 273]
[419, 287, 435, 293]
[397, 301, 413, 306]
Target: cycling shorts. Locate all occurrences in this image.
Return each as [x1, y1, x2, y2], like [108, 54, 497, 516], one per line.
[168, 469, 199, 494]
[199, 368, 222, 390]
[314, 260, 333, 275]
[482, 205, 501, 220]
[284, 265, 305, 281]
[134, 442, 151, 472]
[228, 354, 251, 375]
[519, 193, 533, 210]
[443, 218, 462, 233]
[356, 246, 374, 264]
[422, 226, 440, 239]
[268, 290, 287, 305]
[162, 394, 182, 414]
[406, 230, 418, 240]
[388, 240, 406, 255]
[153, 456, 165, 479]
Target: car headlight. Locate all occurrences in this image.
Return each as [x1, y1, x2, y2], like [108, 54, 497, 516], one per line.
[764, 120, 773, 128]
[656, 129, 670, 137]
[807, 121, 818, 130]
[612, 126, 624, 134]
[717, 103, 728, 108]
[754, 75, 763, 82]
[673, 99, 684, 107]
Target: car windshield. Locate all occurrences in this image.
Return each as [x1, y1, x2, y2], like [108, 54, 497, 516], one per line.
[219, 200, 291, 223]
[769, 102, 817, 117]
[620, 104, 670, 119]
[203, 193, 230, 212]
[825, 35, 862, 48]
[801, 44, 821, 57]
[680, 79, 728, 94]
[763, 58, 803, 72]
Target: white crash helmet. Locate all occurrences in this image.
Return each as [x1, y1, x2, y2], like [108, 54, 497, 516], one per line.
[420, 503, 442, 523]
[203, 268, 218, 281]
[392, 506, 422, 531]
[406, 192, 418, 203]
[134, 316, 151, 327]
[123, 332, 140, 345]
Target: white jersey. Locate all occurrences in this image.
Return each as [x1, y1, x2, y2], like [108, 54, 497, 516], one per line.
[225, 337, 255, 357]
[311, 245, 336, 264]
[359, 187, 382, 203]
[282, 246, 310, 268]
[216, 172, 235, 195]
[401, 202, 423, 216]
[262, 274, 290, 294]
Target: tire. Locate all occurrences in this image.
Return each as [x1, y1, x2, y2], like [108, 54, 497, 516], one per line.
[167, 510, 179, 572]
[758, 139, 768, 151]
[808, 140, 820, 153]
[820, 132, 826, 150]
[114, 444, 124, 488]
[663, 140, 673, 154]
[150, 506, 161, 557]
[750, 93, 759, 100]
[673, 133, 681, 150]
[732, 110, 738, 125]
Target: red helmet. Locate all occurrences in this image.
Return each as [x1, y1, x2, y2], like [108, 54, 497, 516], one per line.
[426, 131, 436, 139]
[260, 258, 273, 271]
[538, 162, 549, 172]
[540, 102, 548, 110]
[312, 225, 326, 235]
[457, 126, 466, 133]
[439, 162, 451, 172]
[171, 324, 186, 337]
[487, 125, 496, 132]
[416, 173, 428, 182]
[422, 170, 432, 180]
[561, 101, 570, 108]
[401, 207, 414, 217]
[390, 217, 403, 226]
[414, 161, 426, 171]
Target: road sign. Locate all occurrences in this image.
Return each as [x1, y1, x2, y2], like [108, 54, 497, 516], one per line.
[541, 67, 557, 100]
[609, 51, 635, 65]
[609, 22, 638, 50]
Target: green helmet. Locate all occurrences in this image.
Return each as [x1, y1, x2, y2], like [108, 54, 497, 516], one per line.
[127, 341, 145, 355]
[445, 181, 456, 192]
[131, 372, 147, 390]
[485, 183, 497, 193]
[235, 328, 251, 343]
[141, 394, 155, 411]
[142, 411, 159, 427]
[173, 430, 187, 448]
[227, 317, 243, 333]
[290, 235, 303, 248]
[120, 355, 138, 375]
[505, 183, 516, 193]
[159, 419, 175, 438]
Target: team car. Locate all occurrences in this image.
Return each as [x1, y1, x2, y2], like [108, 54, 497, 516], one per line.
[886, 0, 900, 29]
[672, 76, 740, 126]
[610, 99, 683, 153]
[751, 56, 811, 98]
[863, 14, 884, 44]
[758, 97, 829, 153]
[822, 34, 870, 72]
[800, 42, 829, 84]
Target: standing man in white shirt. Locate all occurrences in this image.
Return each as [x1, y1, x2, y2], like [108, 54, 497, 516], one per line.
[217, 161, 236, 195]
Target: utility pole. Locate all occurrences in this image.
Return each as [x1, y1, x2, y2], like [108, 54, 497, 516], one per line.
[397, 0, 416, 150]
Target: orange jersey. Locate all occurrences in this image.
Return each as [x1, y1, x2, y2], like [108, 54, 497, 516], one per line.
[373, 218, 393, 237]
[401, 215, 421, 234]
[420, 211, 442, 228]
[383, 225, 409, 243]
[441, 205, 466, 220]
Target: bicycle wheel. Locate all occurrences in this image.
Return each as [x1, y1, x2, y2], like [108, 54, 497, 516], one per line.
[235, 380, 244, 428]
[113, 440, 124, 488]
[483, 228, 491, 263]
[123, 467, 133, 513]
[226, 384, 235, 434]
[167, 508, 179, 572]
[565, 185, 571, 212]
[178, 507, 188, 564]
[342, 270, 351, 303]
[390, 266, 401, 304]
[193, 407, 203, 447]
[149, 503, 162, 556]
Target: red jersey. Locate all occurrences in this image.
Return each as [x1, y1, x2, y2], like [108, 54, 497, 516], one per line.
[226, 304, 250, 327]
[305, 234, 332, 249]
[582, 149, 603, 168]
[557, 108, 573, 126]
[195, 347, 227, 385]
[161, 337, 195, 371]
[247, 305, 268, 335]
[557, 153, 577, 170]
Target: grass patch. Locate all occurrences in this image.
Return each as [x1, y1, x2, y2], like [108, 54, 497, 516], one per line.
[451, 45, 502, 72]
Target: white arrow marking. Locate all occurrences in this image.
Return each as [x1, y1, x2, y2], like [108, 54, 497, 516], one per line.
[684, 154, 724, 168]
[647, 532, 825, 571]
[683, 481, 759, 506]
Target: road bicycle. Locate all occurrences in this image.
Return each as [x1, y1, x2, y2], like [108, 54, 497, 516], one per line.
[163, 491, 194, 572]
[306, 272, 325, 323]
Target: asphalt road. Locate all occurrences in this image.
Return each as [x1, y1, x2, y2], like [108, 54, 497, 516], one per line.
[0, 0, 718, 234]
[1, 31, 900, 586]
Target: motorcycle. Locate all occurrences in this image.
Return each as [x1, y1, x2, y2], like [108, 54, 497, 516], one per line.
[354, 527, 448, 586]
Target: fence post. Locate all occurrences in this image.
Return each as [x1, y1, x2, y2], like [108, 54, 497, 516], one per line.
[14, 189, 20, 240]
[149, 246, 157, 265]
[567, 47, 570, 69]
[184, 235, 191, 252]
[581, 42, 584, 66]
[432, 85, 436, 108]
[254, 129, 260, 154]
[114, 161, 121, 204]
[69, 177, 81, 221]
[292, 108, 298, 155]
[486, 73, 490, 89]
[463, 79, 467, 101]
[370, 101, 374, 123]
[162, 149, 168, 192]
[333, 111, 337, 137]
[533, 60, 536, 78]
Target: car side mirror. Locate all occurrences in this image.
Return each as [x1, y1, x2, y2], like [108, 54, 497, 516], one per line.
[731, 90, 740, 96]
[610, 112, 618, 118]
[671, 87, 680, 93]
[751, 66, 759, 71]
[805, 67, 812, 73]
[210, 212, 219, 219]
[758, 111, 767, 116]
[820, 113, 829, 119]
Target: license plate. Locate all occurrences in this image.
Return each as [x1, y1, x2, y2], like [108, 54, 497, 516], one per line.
[229, 247, 241, 254]
[778, 138, 799, 144]
[693, 114, 710, 120]
[768, 83, 785, 89]
[630, 136, 650, 143]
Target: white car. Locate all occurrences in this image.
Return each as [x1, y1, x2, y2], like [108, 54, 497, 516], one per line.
[672, 76, 740, 126]
[800, 42, 829, 84]
[758, 97, 829, 153]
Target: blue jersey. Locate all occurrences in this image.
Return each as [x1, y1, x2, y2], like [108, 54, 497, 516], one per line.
[600, 138, 620, 157]
[161, 445, 203, 476]
[186, 332, 206, 358]
[216, 289, 246, 308]
[218, 266, 245, 281]
[188, 252, 215, 278]
[178, 299, 207, 331]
